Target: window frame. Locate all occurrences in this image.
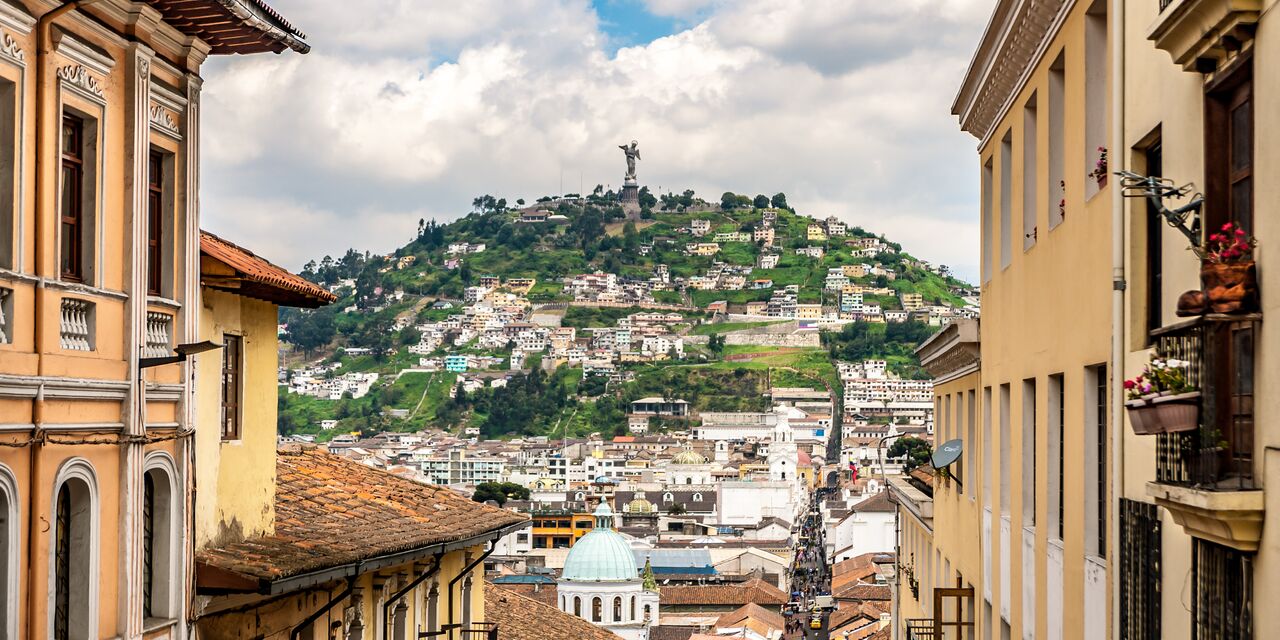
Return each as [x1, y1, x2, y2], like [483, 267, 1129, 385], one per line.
[146, 150, 164, 296]
[221, 334, 243, 441]
[60, 114, 85, 283]
[1204, 55, 1253, 233]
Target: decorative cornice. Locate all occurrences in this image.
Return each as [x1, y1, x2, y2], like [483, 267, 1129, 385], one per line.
[952, 0, 1075, 147]
[55, 32, 115, 76]
[57, 64, 104, 99]
[0, 2, 34, 36]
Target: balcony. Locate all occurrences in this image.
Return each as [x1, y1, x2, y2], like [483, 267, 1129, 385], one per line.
[420, 622, 499, 639]
[1145, 315, 1264, 551]
[1148, 0, 1262, 72]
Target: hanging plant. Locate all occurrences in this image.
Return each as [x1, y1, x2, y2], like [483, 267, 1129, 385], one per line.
[1089, 147, 1108, 188]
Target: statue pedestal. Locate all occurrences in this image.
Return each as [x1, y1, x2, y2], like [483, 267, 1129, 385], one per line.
[619, 180, 640, 205]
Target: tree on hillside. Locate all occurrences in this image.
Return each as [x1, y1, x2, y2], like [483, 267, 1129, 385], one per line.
[472, 482, 530, 505]
[889, 436, 933, 471]
[721, 192, 738, 210]
[753, 194, 770, 209]
[771, 192, 789, 209]
[639, 186, 657, 208]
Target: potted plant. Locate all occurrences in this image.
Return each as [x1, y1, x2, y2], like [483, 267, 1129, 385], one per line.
[1194, 222, 1258, 313]
[1124, 356, 1199, 435]
[1089, 147, 1108, 189]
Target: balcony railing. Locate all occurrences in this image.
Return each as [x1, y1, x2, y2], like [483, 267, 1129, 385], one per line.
[906, 618, 939, 639]
[59, 298, 93, 351]
[1152, 314, 1259, 491]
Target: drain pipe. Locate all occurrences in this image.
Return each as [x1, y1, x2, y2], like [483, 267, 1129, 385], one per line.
[382, 555, 443, 640]
[1109, 0, 1126, 639]
[448, 541, 495, 634]
[289, 578, 355, 640]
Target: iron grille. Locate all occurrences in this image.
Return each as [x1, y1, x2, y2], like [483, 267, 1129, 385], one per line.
[1119, 499, 1161, 640]
[1152, 316, 1257, 490]
[1096, 365, 1107, 557]
[54, 488, 72, 640]
[143, 472, 155, 618]
[1192, 539, 1253, 640]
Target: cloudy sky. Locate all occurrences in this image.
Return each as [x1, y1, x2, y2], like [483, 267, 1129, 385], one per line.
[200, 0, 992, 282]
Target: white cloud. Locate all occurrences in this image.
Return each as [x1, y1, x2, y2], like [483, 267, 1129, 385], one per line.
[201, 0, 989, 282]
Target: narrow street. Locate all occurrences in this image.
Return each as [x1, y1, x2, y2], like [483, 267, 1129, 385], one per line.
[785, 488, 834, 639]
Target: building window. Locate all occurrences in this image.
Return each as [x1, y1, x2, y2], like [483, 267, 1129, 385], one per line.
[1205, 59, 1252, 233]
[0, 78, 15, 271]
[60, 115, 85, 282]
[1084, 0, 1108, 200]
[52, 466, 96, 640]
[982, 386, 992, 507]
[461, 576, 472, 627]
[146, 151, 164, 296]
[1048, 51, 1066, 228]
[1192, 539, 1252, 640]
[1023, 93, 1038, 249]
[0, 467, 14, 638]
[142, 464, 175, 619]
[999, 131, 1012, 269]
[1021, 378, 1036, 528]
[966, 389, 976, 497]
[426, 583, 439, 632]
[644, 604, 652, 621]
[1119, 499, 1161, 640]
[1086, 365, 1107, 557]
[221, 335, 242, 440]
[613, 596, 622, 622]
[573, 595, 582, 618]
[592, 596, 602, 622]
[998, 384, 1010, 516]
[1049, 374, 1065, 541]
[1144, 137, 1164, 340]
[981, 158, 993, 282]
[630, 595, 636, 621]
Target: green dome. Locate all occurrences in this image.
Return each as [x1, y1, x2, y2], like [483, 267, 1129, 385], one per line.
[561, 504, 638, 582]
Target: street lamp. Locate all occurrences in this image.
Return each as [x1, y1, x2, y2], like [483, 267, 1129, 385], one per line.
[140, 340, 223, 369]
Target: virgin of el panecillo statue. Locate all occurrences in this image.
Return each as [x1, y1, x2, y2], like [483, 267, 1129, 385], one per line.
[619, 140, 640, 182]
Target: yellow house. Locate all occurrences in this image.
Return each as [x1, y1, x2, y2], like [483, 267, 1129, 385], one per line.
[806, 224, 828, 242]
[0, 1, 303, 638]
[192, 231, 529, 639]
[949, 1, 1116, 637]
[895, 319, 983, 636]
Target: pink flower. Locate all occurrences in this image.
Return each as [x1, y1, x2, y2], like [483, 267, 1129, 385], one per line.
[1222, 223, 1234, 232]
[1236, 229, 1246, 236]
[1124, 380, 1136, 390]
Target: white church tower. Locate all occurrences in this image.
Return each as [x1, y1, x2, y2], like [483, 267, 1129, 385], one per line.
[768, 404, 800, 482]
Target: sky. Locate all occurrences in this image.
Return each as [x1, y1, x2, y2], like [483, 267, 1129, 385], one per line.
[200, 0, 992, 282]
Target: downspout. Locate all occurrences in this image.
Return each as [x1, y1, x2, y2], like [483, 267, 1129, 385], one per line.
[27, 5, 86, 636]
[447, 541, 495, 634]
[382, 555, 443, 640]
[289, 578, 355, 640]
[1109, 1, 1126, 640]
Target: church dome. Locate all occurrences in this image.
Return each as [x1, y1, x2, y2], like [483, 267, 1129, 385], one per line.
[672, 449, 706, 465]
[561, 504, 638, 582]
[627, 495, 656, 514]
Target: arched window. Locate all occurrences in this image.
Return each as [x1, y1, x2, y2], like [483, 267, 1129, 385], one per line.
[560, 594, 566, 610]
[613, 596, 622, 622]
[592, 596, 602, 622]
[0, 464, 17, 639]
[630, 595, 636, 621]
[51, 459, 98, 640]
[643, 604, 652, 621]
[574, 596, 582, 617]
[575, 492, 585, 500]
[663, 493, 673, 503]
[685, 477, 691, 485]
[692, 493, 702, 501]
[142, 455, 178, 620]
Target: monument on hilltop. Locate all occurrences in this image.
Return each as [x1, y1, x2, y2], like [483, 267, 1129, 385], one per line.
[617, 140, 641, 206]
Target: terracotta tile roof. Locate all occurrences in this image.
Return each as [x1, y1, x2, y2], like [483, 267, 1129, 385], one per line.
[200, 230, 336, 308]
[484, 582, 621, 640]
[849, 491, 896, 513]
[834, 583, 892, 602]
[489, 581, 557, 608]
[714, 602, 785, 632]
[660, 578, 787, 606]
[649, 626, 698, 640]
[197, 446, 526, 588]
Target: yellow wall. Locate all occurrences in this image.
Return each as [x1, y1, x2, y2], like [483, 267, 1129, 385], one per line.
[195, 287, 279, 548]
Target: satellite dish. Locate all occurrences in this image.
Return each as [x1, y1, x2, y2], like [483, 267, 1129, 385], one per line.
[931, 439, 964, 469]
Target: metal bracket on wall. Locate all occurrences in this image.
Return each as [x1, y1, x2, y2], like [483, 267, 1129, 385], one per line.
[1116, 170, 1203, 246]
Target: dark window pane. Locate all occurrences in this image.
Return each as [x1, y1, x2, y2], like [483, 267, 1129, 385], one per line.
[1231, 178, 1252, 229]
[1230, 100, 1251, 173]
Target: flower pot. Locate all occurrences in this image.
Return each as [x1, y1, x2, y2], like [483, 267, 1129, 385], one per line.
[1125, 398, 1162, 435]
[1201, 261, 1258, 314]
[1096, 173, 1108, 189]
[1150, 391, 1200, 433]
